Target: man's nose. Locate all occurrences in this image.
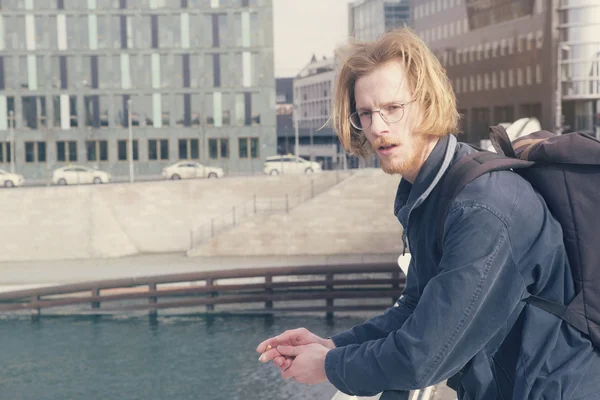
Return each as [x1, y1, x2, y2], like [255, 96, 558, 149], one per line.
[370, 111, 388, 135]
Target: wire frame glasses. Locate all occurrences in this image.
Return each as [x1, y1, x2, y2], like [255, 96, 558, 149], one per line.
[349, 100, 415, 130]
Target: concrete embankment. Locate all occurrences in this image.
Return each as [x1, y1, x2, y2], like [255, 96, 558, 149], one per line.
[0, 173, 336, 262]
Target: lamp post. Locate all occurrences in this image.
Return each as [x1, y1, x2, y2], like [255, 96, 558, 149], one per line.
[8, 110, 15, 174]
[293, 103, 300, 159]
[127, 98, 134, 183]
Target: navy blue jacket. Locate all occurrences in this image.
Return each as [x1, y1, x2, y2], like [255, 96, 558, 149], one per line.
[324, 135, 600, 399]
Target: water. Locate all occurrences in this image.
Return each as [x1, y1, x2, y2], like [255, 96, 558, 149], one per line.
[0, 314, 366, 400]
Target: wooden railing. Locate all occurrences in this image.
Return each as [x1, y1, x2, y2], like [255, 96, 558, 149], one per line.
[0, 263, 405, 317]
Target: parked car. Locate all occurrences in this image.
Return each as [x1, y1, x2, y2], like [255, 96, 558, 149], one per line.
[52, 165, 111, 185]
[0, 169, 24, 188]
[263, 155, 322, 175]
[162, 161, 225, 180]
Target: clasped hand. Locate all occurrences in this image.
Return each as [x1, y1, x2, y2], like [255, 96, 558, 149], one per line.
[256, 328, 335, 384]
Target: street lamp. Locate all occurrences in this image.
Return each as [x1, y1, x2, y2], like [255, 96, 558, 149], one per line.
[127, 98, 134, 183]
[8, 110, 15, 174]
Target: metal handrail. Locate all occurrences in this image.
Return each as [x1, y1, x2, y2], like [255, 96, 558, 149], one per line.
[189, 171, 352, 249]
[0, 262, 404, 316]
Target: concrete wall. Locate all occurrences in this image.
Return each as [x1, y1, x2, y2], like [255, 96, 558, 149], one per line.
[0, 173, 338, 262]
[188, 169, 404, 257]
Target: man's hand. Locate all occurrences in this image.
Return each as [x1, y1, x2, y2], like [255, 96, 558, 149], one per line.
[257, 328, 335, 370]
[277, 343, 330, 384]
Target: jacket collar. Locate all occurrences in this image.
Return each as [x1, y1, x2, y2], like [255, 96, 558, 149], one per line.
[394, 134, 457, 229]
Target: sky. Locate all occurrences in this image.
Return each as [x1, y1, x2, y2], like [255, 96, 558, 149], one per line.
[272, 0, 355, 77]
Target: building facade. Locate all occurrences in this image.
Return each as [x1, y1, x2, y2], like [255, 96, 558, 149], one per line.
[292, 54, 344, 170]
[349, 0, 413, 42]
[558, 0, 600, 136]
[0, 0, 275, 182]
[275, 76, 294, 154]
[414, 0, 600, 144]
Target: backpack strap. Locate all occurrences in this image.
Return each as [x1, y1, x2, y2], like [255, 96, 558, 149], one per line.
[435, 152, 534, 253]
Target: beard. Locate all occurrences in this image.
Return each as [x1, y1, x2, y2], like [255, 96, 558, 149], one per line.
[374, 134, 435, 177]
[378, 151, 419, 175]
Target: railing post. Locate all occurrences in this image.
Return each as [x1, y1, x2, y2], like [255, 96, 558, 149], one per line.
[31, 295, 41, 315]
[211, 218, 215, 237]
[91, 288, 100, 309]
[189, 229, 194, 250]
[285, 194, 289, 213]
[148, 283, 158, 317]
[265, 275, 273, 310]
[311, 180, 314, 198]
[253, 194, 257, 214]
[206, 278, 216, 312]
[326, 272, 334, 320]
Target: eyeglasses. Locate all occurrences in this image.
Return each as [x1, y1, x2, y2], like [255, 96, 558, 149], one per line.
[349, 100, 415, 130]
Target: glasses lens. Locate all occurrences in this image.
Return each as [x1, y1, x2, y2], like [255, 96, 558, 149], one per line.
[349, 112, 367, 130]
[381, 106, 405, 123]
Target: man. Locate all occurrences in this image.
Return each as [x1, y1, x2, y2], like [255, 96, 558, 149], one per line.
[257, 28, 600, 399]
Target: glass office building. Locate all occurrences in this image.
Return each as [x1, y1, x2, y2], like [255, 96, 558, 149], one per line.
[349, 0, 412, 42]
[0, 0, 275, 181]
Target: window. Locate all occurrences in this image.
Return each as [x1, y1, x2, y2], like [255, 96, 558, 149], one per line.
[208, 138, 229, 159]
[0, 142, 12, 163]
[86, 140, 108, 162]
[148, 139, 169, 160]
[493, 106, 514, 125]
[57, 140, 77, 162]
[25, 142, 47, 163]
[118, 139, 139, 161]
[520, 103, 542, 121]
[178, 138, 200, 159]
[70, 95, 78, 127]
[22, 96, 48, 129]
[527, 33, 534, 51]
[0, 143, 12, 163]
[238, 137, 259, 159]
[236, 92, 260, 126]
[536, 64, 542, 84]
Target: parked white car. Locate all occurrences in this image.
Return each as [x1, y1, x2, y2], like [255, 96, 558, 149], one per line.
[263, 155, 322, 175]
[0, 169, 24, 188]
[162, 161, 225, 180]
[52, 165, 111, 185]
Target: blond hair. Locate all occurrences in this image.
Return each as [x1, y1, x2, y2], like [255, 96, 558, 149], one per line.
[332, 28, 460, 157]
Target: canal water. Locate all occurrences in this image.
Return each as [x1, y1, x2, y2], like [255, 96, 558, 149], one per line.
[0, 314, 366, 400]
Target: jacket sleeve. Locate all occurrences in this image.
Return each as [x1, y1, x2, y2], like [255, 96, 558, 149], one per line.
[330, 257, 420, 348]
[324, 205, 527, 396]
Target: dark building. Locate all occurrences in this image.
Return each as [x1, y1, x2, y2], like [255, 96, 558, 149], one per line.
[414, 0, 600, 144]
